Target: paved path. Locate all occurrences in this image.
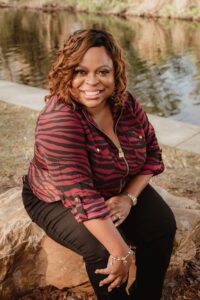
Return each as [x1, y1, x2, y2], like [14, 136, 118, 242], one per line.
[1, 80, 200, 154]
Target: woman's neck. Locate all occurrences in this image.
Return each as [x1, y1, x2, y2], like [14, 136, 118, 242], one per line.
[86, 101, 111, 120]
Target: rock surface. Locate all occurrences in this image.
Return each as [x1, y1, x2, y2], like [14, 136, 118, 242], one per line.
[0, 185, 199, 300]
[0, 188, 92, 300]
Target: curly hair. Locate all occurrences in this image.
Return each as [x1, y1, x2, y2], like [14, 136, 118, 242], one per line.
[45, 29, 127, 107]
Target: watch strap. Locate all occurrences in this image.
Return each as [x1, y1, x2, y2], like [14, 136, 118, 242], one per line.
[122, 191, 138, 206]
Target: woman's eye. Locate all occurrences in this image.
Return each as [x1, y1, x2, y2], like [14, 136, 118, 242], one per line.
[99, 70, 109, 76]
[74, 69, 86, 76]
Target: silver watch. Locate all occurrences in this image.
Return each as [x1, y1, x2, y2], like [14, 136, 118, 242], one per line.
[122, 191, 138, 206]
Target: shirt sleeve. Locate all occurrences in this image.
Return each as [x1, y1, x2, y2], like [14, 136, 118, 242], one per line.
[129, 93, 164, 176]
[36, 108, 111, 223]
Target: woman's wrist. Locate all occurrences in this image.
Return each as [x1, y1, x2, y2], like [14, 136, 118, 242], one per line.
[110, 247, 133, 265]
[121, 191, 138, 207]
[110, 244, 131, 257]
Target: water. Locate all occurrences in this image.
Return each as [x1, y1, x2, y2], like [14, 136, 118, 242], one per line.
[0, 9, 200, 125]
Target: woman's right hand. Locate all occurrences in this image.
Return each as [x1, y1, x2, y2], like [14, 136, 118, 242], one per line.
[95, 253, 132, 292]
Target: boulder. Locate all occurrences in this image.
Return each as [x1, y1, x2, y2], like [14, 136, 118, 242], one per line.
[0, 187, 91, 300]
[0, 185, 200, 300]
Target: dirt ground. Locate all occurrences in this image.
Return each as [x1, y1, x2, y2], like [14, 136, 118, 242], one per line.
[0, 100, 199, 299]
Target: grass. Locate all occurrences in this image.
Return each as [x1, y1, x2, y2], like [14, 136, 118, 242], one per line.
[0, 101, 38, 192]
[187, 6, 200, 17]
[152, 146, 200, 203]
[2, 0, 200, 21]
[52, 0, 130, 14]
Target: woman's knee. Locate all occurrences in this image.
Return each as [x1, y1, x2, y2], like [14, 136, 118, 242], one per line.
[142, 185, 177, 234]
[166, 209, 177, 240]
[156, 202, 177, 243]
[127, 186, 177, 243]
[160, 197, 177, 239]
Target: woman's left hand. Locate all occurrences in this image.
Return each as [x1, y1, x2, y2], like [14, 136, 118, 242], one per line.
[95, 253, 132, 292]
[106, 195, 132, 227]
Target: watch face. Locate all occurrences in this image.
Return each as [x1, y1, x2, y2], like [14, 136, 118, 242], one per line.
[128, 193, 137, 206]
[122, 191, 137, 206]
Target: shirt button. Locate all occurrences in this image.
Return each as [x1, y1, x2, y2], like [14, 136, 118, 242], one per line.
[74, 197, 80, 203]
[139, 135, 143, 139]
[96, 148, 101, 152]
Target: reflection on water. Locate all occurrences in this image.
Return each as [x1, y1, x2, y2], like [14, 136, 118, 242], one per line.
[0, 9, 200, 124]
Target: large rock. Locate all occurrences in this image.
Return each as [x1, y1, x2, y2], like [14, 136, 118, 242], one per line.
[0, 188, 91, 300]
[0, 185, 199, 300]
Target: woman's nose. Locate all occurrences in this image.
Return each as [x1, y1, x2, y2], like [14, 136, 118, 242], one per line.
[85, 73, 99, 85]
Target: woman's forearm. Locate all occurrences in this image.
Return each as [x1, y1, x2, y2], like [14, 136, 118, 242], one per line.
[84, 217, 129, 256]
[124, 173, 153, 198]
[83, 174, 153, 257]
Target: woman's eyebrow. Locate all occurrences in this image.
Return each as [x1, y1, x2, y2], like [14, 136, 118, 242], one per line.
[76, 64, 113, 70]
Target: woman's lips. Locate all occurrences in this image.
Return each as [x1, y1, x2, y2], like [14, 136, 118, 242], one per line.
[80, 90, 103, 99]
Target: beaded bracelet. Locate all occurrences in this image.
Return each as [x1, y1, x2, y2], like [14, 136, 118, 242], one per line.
[110, 248, 133, 265]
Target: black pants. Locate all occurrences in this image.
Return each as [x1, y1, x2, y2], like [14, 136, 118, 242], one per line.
[22, 176, 176, 300]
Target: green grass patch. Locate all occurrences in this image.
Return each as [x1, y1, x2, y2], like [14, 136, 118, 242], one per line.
[187, 6, 200, 17]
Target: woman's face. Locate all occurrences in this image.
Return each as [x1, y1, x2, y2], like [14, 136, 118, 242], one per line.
[71, 46, 115, 112]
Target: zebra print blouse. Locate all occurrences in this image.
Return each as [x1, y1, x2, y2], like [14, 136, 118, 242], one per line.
[27, 92, 164, 222]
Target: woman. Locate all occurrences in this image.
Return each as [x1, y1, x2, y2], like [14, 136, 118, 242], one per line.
[22, 29, 176, 300]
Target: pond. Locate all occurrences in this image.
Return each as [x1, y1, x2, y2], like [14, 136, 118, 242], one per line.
[0, 9, 200, 125]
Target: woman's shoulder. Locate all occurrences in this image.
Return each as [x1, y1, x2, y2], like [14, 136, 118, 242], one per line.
[39, 95, 81, 118]
[40, 95, 72, 113]
[35, 96, 83, 129]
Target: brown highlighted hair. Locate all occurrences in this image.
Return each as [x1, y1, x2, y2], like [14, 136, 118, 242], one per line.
[45, 29, 127, 107]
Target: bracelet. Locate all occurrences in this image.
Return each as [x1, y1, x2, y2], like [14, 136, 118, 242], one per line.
[110, 248, 133, 265]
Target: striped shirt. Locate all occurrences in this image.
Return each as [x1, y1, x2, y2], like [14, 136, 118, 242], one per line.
[28, 92, 164, 222]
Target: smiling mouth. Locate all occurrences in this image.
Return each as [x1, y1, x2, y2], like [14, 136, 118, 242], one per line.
[80, 90, 104, 99]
